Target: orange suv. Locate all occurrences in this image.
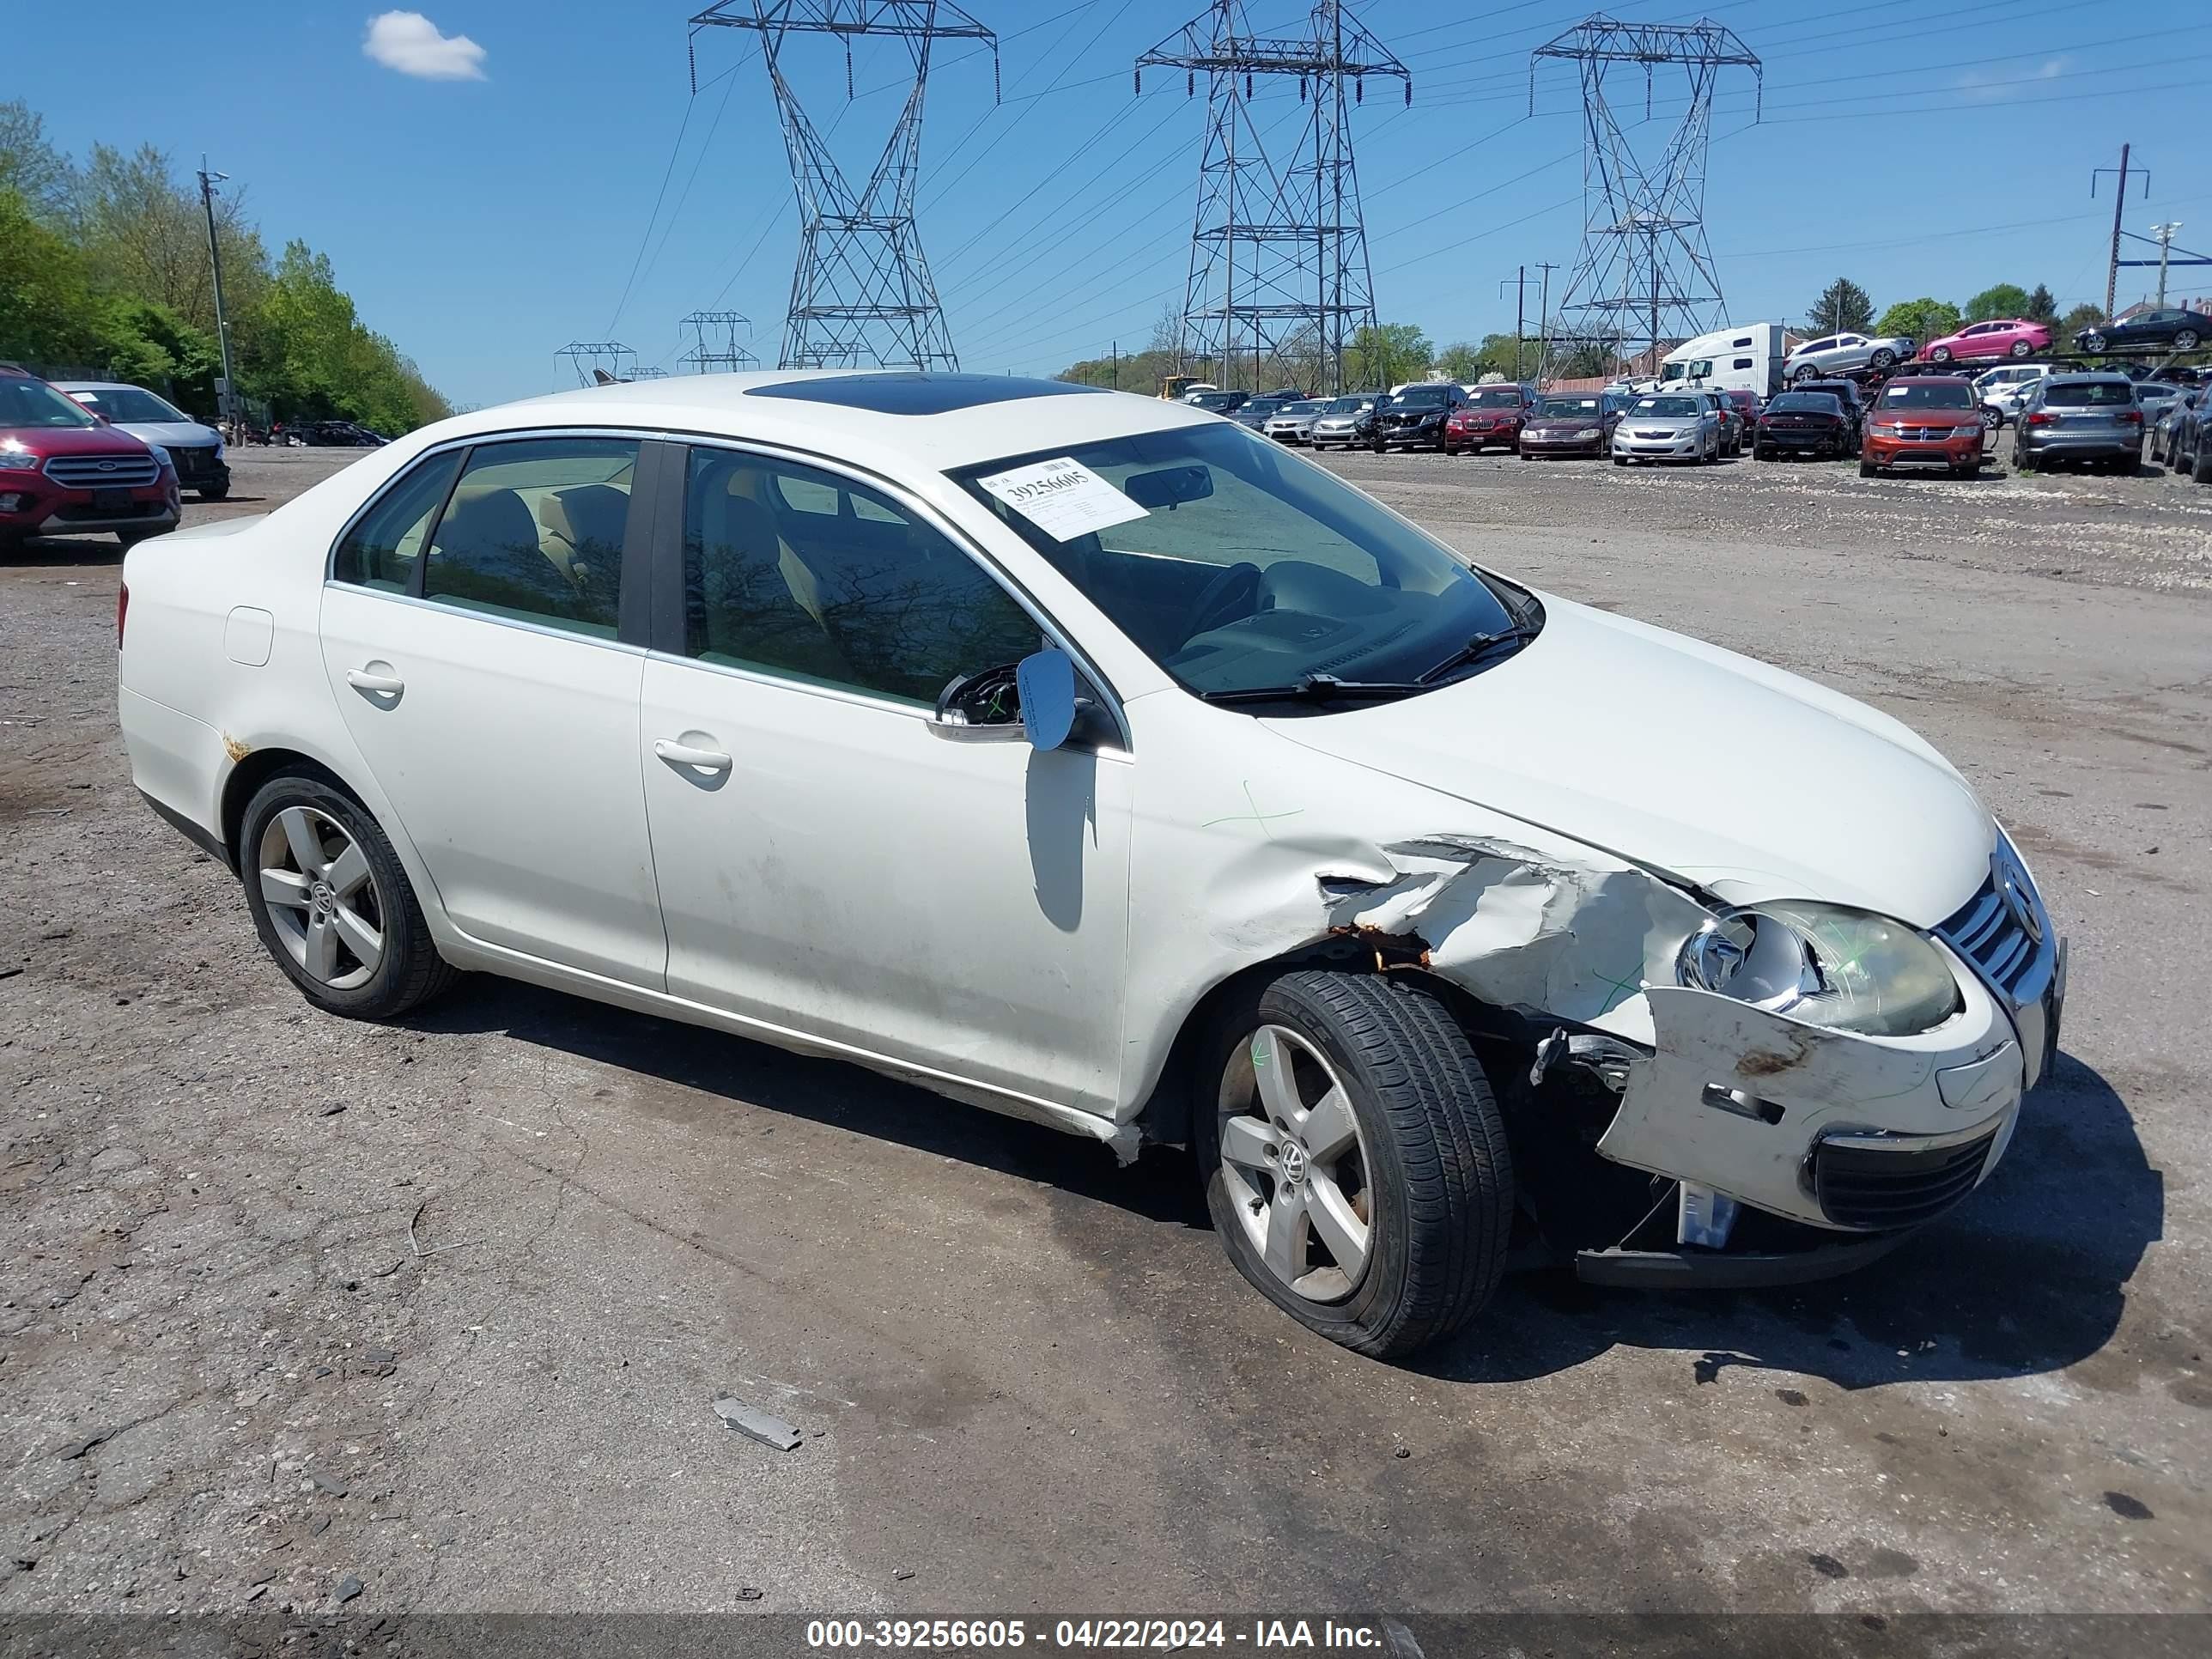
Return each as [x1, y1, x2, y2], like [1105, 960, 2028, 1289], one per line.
[1860, 376, 1986, 480]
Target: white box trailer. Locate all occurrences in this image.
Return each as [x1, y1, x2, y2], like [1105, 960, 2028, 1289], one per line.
[1652, 324, 1790, 398]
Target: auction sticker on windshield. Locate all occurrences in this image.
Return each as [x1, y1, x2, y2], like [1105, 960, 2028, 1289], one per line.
[975, 456, 1147, 541]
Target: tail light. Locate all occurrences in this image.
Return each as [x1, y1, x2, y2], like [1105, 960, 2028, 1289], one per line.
[2119, 409, 2142, 424]
[116, 581, 129, 648]
[2026, 411, 2056, 427]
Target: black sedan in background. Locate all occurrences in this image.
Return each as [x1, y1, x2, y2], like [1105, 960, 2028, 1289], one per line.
[1753, 390, 1854, 459]
[2075, 307, 2205, 356]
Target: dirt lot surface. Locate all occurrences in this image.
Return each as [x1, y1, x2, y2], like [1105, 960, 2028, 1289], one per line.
[3, 442, 2208, 1627]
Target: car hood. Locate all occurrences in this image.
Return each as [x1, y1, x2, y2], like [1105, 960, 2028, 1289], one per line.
[1621, 414, 1702, 429]
[108, 419, 221, 449]
[1, 425, 154, 459]
[1528, 419, 1601, 431]
[1870, 410, 1979, 428]
[1265, 597, 1992, 927]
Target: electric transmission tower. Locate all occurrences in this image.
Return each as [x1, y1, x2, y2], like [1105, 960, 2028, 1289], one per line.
[679, 310, 761, 373]
[556, 342, 638, 386]
[1532, 15, 1759, 380]
[1138, 1, 1409, 396]
[690, 2, 997, 373]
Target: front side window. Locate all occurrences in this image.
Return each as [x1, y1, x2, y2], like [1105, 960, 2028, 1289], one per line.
[422, 437, 636, 637]
[953, 422, 1521, 702]
[332, 450, 465, 592]
[684, 448, 1039, 706]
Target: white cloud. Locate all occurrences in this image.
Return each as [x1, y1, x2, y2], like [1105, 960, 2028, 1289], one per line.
[1956, 56, 2068, 102]
[363, 10, 487, 81]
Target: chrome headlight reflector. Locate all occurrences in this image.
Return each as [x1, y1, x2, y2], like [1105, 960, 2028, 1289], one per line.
[1678, 902, 1961, 1037]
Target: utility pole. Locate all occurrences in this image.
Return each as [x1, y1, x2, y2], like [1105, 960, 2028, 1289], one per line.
[1500, 266, 1528, 380]
[1111, 340, 1120, 391]
[1534, 259, 1557, 385]
[2150, 222, 2181, 306]
[196, 158, 238, 432]
[2093, 144, 2144, 320]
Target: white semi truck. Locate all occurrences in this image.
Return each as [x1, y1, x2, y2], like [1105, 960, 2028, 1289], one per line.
[1646, 323, 1790, 399]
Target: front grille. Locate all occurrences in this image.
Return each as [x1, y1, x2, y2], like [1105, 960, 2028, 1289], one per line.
[167, 444, 219, 477]
[1811, 1129, 1996, 1230]
[1936, 862, 2051, 1004]
[1882, 426, 1973, 442]
[45, 453, 161, 489]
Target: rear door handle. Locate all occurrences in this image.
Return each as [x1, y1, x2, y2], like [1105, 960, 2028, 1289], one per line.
[653, 738, 732, 774]
[346, 667, 405, 696]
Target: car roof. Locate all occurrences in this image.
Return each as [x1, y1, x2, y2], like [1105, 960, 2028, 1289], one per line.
[49, 380, 144, 393]
[2044, 372, 2133, 384]
[407, 370, 1218, 475]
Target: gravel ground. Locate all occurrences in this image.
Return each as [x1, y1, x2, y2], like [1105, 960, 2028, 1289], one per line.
[1, 441, 2207, 1627]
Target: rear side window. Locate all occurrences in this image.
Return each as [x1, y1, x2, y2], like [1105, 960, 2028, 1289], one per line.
[2044, 382, 2136, 407]
[331, 451, 462, 592]
[422, 437, 638, 637]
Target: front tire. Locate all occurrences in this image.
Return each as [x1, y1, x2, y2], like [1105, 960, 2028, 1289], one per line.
[2194, 445, 2212, 484]
[1860, 459, 1879, 478]
[1198, 971, 1512, 1359]
[2175, 328, 2201, 352]
[197, 484, 230, 501]
[1871, 349, 1898, 371]
[239, 775, 458, 1020]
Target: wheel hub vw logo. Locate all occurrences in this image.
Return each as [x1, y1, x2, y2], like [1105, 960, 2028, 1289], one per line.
[310, 880, 336, 917]
[1279, 1140, 1309, 1190]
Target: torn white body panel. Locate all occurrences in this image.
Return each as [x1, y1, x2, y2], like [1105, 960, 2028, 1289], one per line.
[1598, 983, 2021, 1228]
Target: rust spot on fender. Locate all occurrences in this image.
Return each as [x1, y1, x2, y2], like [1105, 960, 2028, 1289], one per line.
[1328, 923, 1432, 972]
[1737, 1041, 1811, 1079]
[221, 733, 252, 765]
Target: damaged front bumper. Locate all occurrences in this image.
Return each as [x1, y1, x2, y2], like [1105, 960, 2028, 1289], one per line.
[1329, 830, 2065, 1285]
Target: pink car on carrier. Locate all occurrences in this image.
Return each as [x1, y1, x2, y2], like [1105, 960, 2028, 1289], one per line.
[1923, 319, 2051, 365]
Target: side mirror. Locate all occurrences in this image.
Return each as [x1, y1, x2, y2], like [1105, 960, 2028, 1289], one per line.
[1016, 648, 1076, 752]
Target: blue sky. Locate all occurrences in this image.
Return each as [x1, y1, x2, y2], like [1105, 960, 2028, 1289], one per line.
[16, 0, 2208, 406]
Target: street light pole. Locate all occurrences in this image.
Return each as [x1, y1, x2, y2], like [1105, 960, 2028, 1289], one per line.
[2149, 222, 2181, 307]
[197, 157, 239, 433]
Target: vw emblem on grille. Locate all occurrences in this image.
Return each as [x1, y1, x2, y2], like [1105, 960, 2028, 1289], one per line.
[1994, 848, 2045, 945]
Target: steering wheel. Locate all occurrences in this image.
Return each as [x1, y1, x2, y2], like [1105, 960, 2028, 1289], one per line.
[1185, 561, 1263, 641]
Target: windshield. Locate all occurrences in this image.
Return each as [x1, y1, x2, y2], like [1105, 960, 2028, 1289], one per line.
[1466, 389, 1522, 409]
[1279, 401, 1327, 416]
[1767, 392, 1842, 413]
[1322, 397, 1370, 415]
[0, 376, 100, 431]
[1389, 388, 1449, 409]
[1629, 397, 1700, 418]
[1188, 392, 1241, 411]
[2043, 381, 2136, 407]
[64, 386, 191, 423]
[1877, 382, 1974, 410]
[1660, 360, 1711, 383]
[1540, 398, 1601, 418]
[953, 423, 1522, 702]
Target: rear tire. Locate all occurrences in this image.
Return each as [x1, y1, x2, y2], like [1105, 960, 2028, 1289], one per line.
[2010, 339, 2033, 358]
[1930, 346, 1952, 364]
[2195, 446, 2212, 484]
[1197, 971, 1513, 1360]
[239, 775, 459, 1021]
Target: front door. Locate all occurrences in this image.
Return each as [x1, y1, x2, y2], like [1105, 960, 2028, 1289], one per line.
[318, 434, 667, 988]
[636, 443, 1133, 1115]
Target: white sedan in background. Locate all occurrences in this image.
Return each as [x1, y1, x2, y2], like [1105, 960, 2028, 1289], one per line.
[117, 371, 2063, 1358]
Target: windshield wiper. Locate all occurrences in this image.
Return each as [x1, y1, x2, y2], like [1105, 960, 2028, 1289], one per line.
[1199, 673, 1430, 706]
[1417, 623, 1541, 684]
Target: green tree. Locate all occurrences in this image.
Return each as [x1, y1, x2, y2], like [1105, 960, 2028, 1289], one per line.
[1808, 277, 1874, 334]
[1436, 341, 1487, 382]
[1343, 322, 1431, 392]
[1875, 298, 1961, 346]
[0, 99, 75, 223]
[2060, 302, 2104, 337]
[94, 299, 222, 409]
[1965, 283, 2032, 323]
[0, 185, 98, 365]
[2024, 284, 2057, 324]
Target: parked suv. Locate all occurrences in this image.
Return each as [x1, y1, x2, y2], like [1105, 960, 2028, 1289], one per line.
[0, 365, 180, 553]
[1859, 378, 1986, 479]
[1373, 384, 1467, 452]
[1442, 384, 1538, 455]
[1785, 331, 1914, 383]
[2012, 374, 2144, 473]
[55, 380, 231, 501]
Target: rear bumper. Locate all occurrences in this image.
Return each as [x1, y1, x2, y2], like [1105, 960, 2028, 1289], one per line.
[1758, 426, 1845, 452]
[2019, 431, 2141, 459]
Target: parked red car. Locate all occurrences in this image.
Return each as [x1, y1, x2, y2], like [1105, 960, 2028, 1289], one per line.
[1923, 319, 2051, 365]
[0, 365, 180, 553]
[1860, 376, 1987, 479]
[1443, 384, 1539, 455]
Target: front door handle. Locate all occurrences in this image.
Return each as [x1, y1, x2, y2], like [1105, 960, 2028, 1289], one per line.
[653, 738, 733, 774]
[346, 666, 405, 696]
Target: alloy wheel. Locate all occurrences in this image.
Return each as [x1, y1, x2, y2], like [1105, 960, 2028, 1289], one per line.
[257, 806, 385, 988]
[1218, 1024, 1374, 1303]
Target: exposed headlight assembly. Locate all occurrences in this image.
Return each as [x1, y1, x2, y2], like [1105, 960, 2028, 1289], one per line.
[1678, 902, 1961, 1037]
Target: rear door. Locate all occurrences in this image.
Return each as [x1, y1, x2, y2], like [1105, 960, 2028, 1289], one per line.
[319, 434, 669, 988]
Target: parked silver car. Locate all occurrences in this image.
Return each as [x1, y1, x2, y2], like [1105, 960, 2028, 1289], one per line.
[2010, 373, 2144, 473]
[1261, 398, 1331, 445]
[52, 380, 232, 501]
[1785, 331, 1915, 384]
[1611, 392, 1723, 465]
[1305, 394, 1378, 449]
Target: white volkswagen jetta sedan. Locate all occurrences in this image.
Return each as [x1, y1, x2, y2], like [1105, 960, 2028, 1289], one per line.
[117, 372, 2064, 1358]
